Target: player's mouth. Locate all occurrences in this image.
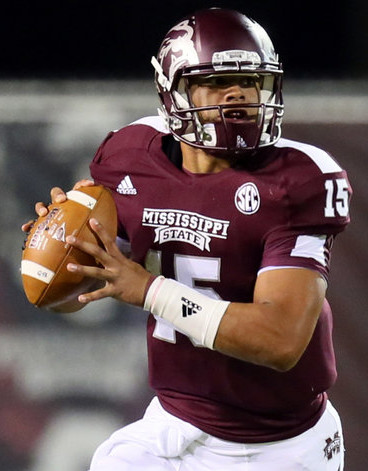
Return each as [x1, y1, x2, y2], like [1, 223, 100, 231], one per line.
[223, 108, 250, 122]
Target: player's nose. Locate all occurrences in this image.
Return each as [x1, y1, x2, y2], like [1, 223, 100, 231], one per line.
[224, 84, 246, 102]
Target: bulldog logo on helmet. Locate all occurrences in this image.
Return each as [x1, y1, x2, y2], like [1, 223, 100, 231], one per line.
[157, 19, 199, 86]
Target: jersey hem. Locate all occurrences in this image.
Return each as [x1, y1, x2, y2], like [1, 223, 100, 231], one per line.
[157, 392, 327, 444]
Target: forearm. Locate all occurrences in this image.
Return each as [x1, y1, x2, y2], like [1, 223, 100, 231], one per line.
[214, 301, 312, 371]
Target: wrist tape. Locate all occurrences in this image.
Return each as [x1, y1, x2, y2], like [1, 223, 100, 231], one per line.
[144, 276, 230, 349]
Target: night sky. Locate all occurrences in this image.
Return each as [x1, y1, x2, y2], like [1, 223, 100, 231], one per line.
[1, 0, 367, 80]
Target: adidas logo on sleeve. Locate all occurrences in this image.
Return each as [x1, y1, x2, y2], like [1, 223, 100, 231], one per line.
[117, 176, 137, 195]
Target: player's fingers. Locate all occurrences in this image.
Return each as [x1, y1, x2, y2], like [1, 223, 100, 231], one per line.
[21, 219, 35, 232]
[35, 201, 49, 217]
[33, 187, 67, 218]
[65, 233, 116, 266]
[89, 218, 121, 256]
[66, 262, 116, 282]
[50, 187, 67, 204]
[78, 286, 112, 304]
[73, 179, 95, 190]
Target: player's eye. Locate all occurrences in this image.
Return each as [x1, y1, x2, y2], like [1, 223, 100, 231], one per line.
[191, 75, 259, 89]
[210, 76, 233, 87]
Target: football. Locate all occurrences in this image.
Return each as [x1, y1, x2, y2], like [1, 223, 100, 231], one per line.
[21, 185, 117, 313]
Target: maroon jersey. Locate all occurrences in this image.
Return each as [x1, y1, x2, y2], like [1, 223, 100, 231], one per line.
[90, 116, 351, 443]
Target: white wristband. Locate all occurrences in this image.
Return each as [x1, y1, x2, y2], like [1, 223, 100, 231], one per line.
[144, 276, 230, 349]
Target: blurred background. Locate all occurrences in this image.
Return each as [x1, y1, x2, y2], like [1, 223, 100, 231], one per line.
[0, 1, 367, 470]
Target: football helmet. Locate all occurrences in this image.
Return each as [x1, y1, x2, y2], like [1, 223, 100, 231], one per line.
[152, 8, 284, 155]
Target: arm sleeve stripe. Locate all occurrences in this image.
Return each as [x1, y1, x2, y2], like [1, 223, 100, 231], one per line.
[290, 234, 327, 266]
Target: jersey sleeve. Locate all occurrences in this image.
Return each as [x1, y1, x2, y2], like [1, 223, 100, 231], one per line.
[89, 131, 124, 188]
[89, 117, 166, 187]
[260, 163, 352, 281]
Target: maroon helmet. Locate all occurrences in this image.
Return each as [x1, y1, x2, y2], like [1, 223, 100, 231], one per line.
[151, 8, 284, 155]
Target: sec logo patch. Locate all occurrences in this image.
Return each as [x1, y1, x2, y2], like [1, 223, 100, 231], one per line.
[235, 183, 260, 215]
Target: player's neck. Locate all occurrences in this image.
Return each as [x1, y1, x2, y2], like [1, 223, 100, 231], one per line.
[180, 142, 230, 174]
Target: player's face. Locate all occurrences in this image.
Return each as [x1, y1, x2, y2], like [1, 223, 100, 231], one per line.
[188, 74, 260, 124]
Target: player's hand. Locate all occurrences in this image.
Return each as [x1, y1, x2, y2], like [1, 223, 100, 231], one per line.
[21, 179, 95, 232]
[65, 218, 153, 307]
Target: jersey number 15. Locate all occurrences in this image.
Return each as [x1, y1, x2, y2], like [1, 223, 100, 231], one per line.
[324, 178, 349, 218]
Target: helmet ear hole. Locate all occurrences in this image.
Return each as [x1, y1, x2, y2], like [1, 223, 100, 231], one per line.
[152, 8, 284, 154]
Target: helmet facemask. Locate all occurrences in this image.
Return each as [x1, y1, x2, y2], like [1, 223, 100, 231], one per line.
[168, 71, 283, 155]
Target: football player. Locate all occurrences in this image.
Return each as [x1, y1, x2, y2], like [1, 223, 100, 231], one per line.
[23, 8, 351, 470]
